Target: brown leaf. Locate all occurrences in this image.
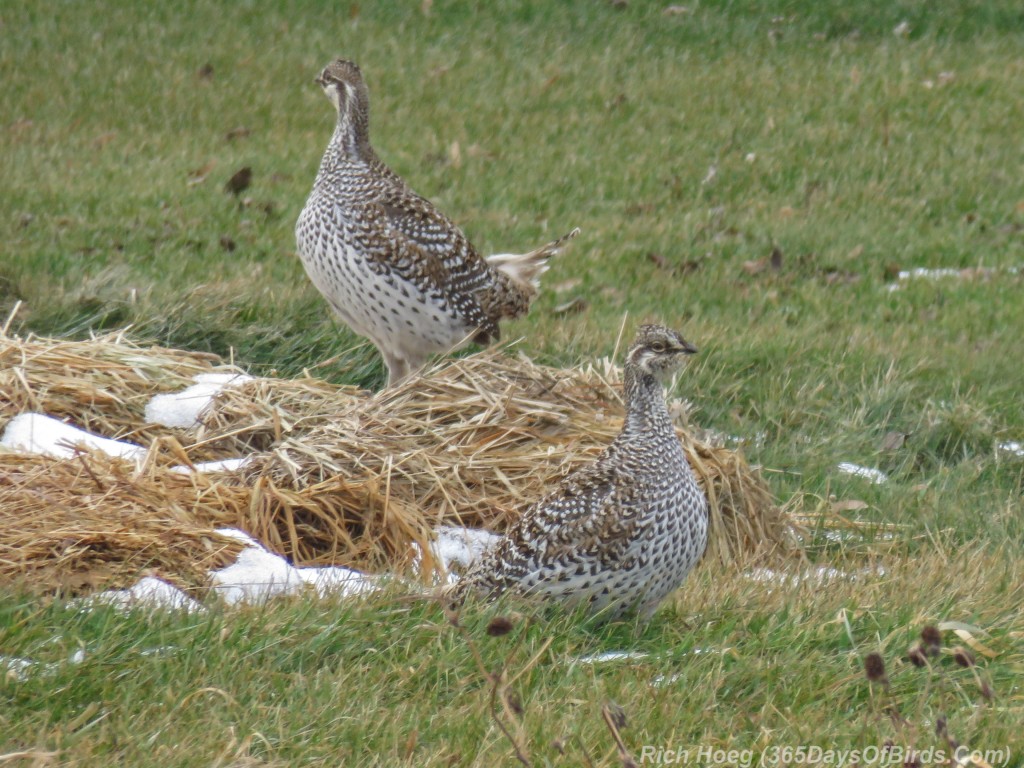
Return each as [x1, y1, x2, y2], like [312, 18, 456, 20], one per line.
[552, 297, 588, 316]
[187, 160, 216, 186]
[224, 167, 252, 196]
[225, 126, 251, 141]
[486, 616, 514, 636]
[742, 258, 769, 276]
[647, 252, 669, 269]
[448, 141, 461, 168]
[880, 431, 907, 452]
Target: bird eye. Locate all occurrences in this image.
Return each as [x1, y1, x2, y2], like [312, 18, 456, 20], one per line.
[650, 341, 667, 353]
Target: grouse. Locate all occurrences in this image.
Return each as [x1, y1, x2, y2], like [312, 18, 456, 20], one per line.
[295, 59, 578, 385]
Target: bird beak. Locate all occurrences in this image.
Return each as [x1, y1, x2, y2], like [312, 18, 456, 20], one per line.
[680, 340, 698, 356]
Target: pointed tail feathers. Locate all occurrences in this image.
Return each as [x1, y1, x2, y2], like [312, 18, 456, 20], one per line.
[485, 227, 580, 290]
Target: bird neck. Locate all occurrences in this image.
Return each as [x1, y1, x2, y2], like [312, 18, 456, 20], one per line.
[622, 366, 673, 435]
[326, 109, 373, 165]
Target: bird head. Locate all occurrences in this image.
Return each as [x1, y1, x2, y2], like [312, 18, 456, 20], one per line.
[626, 324, 698, 380]
[315, 59, 370, 122]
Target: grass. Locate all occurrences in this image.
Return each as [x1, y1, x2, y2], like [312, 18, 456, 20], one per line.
[1, 0, 1023, 764]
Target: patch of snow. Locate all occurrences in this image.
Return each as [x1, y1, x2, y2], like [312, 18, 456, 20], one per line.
[410, 526, 501, 584]
[169, 457, 252, 475]
[294, 566, 379, 598]
[745, 564, 886, 589]
[574, 651, 649, 665]
[429, 526, 501, 581]
[822, 529, 897, 543]
[209, 528, 379, 605]
[0, 413, 145, 461]
[837, 462, 888, 484]
[2, 648, 87, 682]
[886, 265, 1021, 292]
[997, 441, 1024, 459]
[208, 533, 304, 606]
[144, 372, 253, 428]
[78, 576, 206, 614]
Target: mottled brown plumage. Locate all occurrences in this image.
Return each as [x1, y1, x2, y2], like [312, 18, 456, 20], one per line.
[451, 325, 709, 620]
[295, 59, 578, 385]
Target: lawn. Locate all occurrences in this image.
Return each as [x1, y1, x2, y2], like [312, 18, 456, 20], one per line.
[1, 1, 1023, 765]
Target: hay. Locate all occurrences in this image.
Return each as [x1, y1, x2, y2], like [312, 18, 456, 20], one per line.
[202, 348, 801, 571]
[1, 330, 803, 594]
[0, 328, 240, 445]
[0, 452, 243, 595]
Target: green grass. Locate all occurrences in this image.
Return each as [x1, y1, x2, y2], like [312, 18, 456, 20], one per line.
[2, 0, 1023, 764]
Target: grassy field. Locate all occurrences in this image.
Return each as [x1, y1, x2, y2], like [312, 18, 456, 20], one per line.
[2, 0, 1023, 765]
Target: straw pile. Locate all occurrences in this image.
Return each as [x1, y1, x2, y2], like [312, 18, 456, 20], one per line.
[1, 330, 802, 594]
[0, 329, 238, 446]
[198, 348, 801, 572]
[0, 452, 243, 594]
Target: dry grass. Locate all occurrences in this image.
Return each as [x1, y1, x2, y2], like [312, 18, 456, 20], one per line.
[0, 323, 238, 444]
[0, 452, 243, 594]
[0, 331, 802, 594]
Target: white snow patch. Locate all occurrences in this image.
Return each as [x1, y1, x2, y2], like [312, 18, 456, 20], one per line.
[837, 462, 888, 484]
[997, 441, 1024, 458]
[574, 651, 649, 665]
[0, 413, 145, 461]
[410, 526, 502, 584]
[145, 372, 253, 428]
[2, 648, 87, 682]
[169, 457, 252, 475]
[294, 566, 379, 598]
[887, 265, 1021, 291]
[745, 564, 886, 589]
[209, 531, 304, 605]
[822, 529, 897, 544]
[78, 576, 206, 614]
[429, 526, 501, 581]
[209, 528, 379, 605]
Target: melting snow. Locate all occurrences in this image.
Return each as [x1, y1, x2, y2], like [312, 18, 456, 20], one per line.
[837, 462, 888, 484]
[430, 526, 501, 579]
[0, 413, 145, 462]
[2, 649, 87, 683]
[169, 457, 252, 475]
[144, 372, 253, 428]
[209, 528, 378, 605]
[575, 651, 649, 664]
[998, 441, 1024, 458]
[78, 576, 206, 614]
[745, 564, 886, 589]
[887, 265, 1021, 291]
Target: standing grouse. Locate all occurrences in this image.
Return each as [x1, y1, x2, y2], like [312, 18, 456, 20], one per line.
[451, 324, 709, 621]
[295, 59, 578, 385]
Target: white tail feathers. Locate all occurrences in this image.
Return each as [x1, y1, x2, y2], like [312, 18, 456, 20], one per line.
[486, 227, 580, 290]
